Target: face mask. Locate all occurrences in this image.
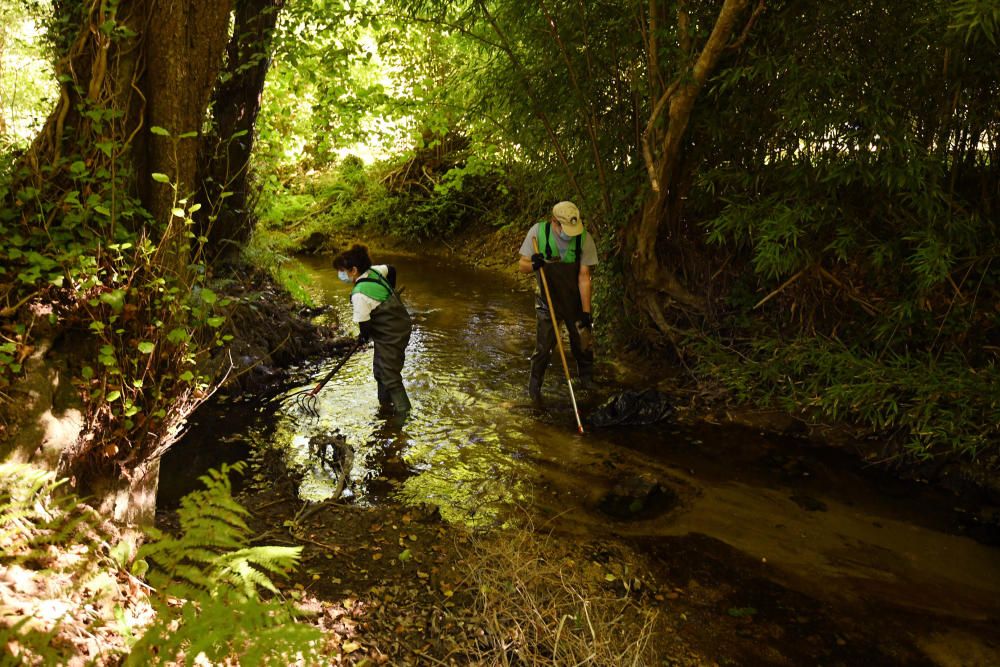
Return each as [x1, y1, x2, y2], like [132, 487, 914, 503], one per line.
[337, 270, 351, 283]
[557, 231, 571, 242]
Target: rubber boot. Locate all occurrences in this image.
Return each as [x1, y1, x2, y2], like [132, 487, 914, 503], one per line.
[377, 381, 393, 415]
[527, 375, 543, 407]
[389, 387, 411, 416]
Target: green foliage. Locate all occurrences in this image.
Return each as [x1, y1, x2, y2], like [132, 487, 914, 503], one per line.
[133, 462, 321, 664]
[140, 462, 300, 600]
[0, 462, 322, 665]
[0, 0, 58, 150]
[1, 117, 236, 469]
[251, 134, 521, 256]
[689, 334, 1000, 463]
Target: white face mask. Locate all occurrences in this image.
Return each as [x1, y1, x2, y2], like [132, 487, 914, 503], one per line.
[337, 270, 351, 283]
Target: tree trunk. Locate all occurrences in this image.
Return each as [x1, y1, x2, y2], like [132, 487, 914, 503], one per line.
[627, 0, 750, 330]
[135, 0, 234, 276]
[197, 0, 285, 263]
[9, 0, 233, 526]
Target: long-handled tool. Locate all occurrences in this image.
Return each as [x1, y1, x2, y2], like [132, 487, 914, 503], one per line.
[533, 236, 585, 435]
[282, 339, 363, 417]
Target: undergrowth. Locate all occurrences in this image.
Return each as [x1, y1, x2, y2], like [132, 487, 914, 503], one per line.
[249, 131, 535, 263]
[688, 333, 1000, 466]
[460, 520, 670, 666]
[0, 462, 323, 665]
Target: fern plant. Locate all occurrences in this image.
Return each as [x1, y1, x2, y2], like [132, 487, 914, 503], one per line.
[1, 462, 324, 665]
[131, 461, 322, 665]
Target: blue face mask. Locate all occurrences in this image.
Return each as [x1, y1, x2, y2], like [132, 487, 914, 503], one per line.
[557, 230, 571, 242]
[337, 270, 351, 283]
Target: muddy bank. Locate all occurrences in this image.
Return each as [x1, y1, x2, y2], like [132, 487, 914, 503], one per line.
[211, 266, 348, 393]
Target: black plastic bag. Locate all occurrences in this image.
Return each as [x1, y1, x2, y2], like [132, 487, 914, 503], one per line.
[588, 389, 674, 428]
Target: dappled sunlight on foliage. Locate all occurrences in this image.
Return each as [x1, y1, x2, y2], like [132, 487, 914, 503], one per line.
[0, 462, 325, 665]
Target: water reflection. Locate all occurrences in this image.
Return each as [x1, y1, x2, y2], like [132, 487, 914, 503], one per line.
[270, 253, 552, 527]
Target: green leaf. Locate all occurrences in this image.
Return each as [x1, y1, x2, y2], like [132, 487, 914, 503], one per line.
[100, 289, 126, 313]
[151, 173, 170, 183]
[179, 371, 195, 382]
[138, 341, 155, 354]
[106, 390, 121, 402]
[207, 317, 225, 328]
[728, 607, 757, 618]
[167, 328, 189, 344]
[81, 366, 94, 379]
[150, 126, 170, 136]
[171, 207, 186, 218]
[200, 288, 218, 305]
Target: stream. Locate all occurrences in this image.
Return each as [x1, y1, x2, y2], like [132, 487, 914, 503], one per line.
[163, 251, 1000, 665]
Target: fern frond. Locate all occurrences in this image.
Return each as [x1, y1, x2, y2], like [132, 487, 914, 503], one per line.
[215, 545, 301, 597]
[134, 463, 321, 663]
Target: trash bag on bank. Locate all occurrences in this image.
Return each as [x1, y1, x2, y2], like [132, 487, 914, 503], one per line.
[588, 389, 674, 428]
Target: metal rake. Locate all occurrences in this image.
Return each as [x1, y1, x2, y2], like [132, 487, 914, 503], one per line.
[281, 340, 363, 417]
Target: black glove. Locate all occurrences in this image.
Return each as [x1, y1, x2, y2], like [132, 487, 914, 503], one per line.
[578, 312, 593, 330]
[357, 320, 373, 345]
[530, 253, 545, 272]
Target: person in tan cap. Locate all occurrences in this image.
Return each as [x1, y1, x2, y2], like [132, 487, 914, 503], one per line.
[518, 200, 599, 404]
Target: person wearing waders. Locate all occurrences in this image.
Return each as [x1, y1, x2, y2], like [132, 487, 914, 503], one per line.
[333, 244, 413, 417]
[518, 201, 599, 404]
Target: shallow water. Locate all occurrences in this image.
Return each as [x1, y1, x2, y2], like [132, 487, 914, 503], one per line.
[164, 251, 1000, 663]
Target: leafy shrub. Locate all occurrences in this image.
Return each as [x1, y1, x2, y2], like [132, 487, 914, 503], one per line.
[688, 334, 1000, 464]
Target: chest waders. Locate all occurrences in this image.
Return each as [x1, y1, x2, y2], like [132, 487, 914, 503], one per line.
[353, 269, 413, 415]
[528, 223, 594, 400]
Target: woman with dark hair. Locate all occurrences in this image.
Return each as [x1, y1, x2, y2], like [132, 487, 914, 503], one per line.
[332, 244, 413, 416]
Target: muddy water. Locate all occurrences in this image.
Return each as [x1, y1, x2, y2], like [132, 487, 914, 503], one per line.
[167, 251, 1000, 664]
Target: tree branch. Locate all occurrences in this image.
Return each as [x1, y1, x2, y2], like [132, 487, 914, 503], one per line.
[726, 0, 766, 52]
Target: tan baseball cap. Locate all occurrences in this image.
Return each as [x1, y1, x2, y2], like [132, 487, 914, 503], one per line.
[552, 201, 583, 237]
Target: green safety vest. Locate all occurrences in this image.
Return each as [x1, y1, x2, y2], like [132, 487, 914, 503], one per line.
[351, 268, 393, 302]
[350, 267, 412, 343]
[539, 221, 585, 264]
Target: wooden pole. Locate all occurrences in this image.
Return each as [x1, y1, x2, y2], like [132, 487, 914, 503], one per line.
[533, 236, 585, 434]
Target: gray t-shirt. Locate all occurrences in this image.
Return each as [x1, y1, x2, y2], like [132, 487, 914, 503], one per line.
[519, 222, 599, 266]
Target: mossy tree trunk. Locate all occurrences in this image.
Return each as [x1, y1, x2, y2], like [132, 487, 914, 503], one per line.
[12, 0, 233, 525]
